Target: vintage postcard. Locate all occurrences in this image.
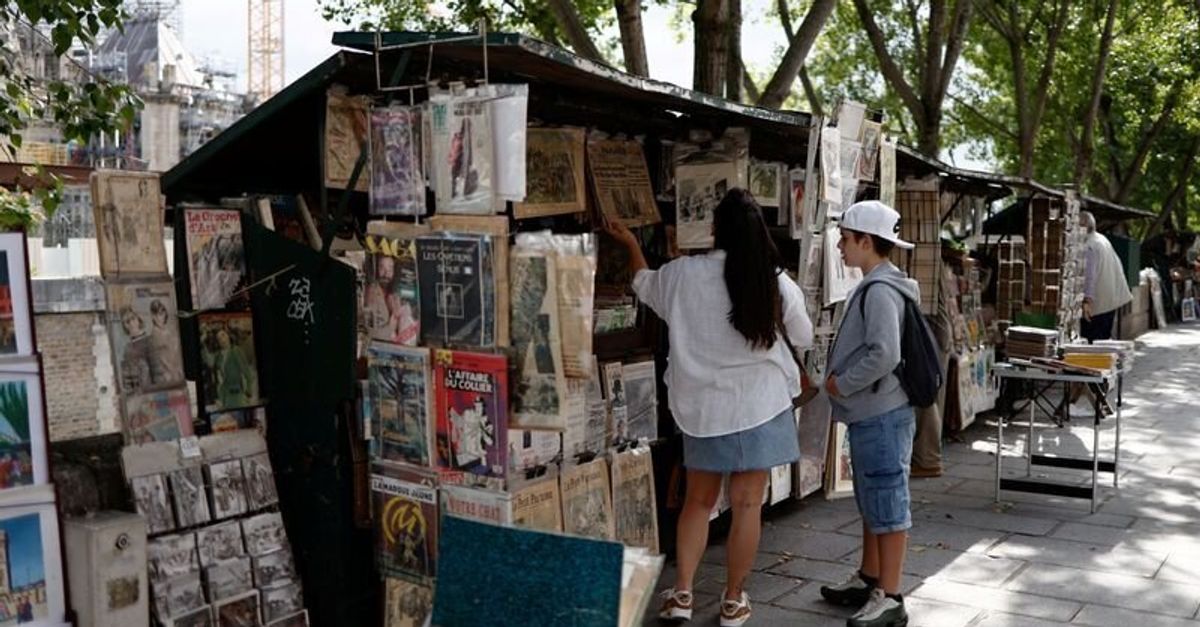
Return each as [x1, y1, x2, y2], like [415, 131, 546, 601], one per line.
[214, 589, 260, 627]
[372, 463, 439, 579]
[123, 387, 194, 445]
[621, 360, 658, 443]
[559, 458, 614, 541]
[91, 170, 167, 276]
[611, 448, 659, 553]
[242, 453, 279, 511]
[514, 127, 587, 219]
[262, 582, 304, 623]
[676, 159, 736, 249]
[587, 138, 661, 227]
[252, 549, 298, 589]
[509, 249, 567, 430]
[440, 484, 513, 526]
[107, 280, 186, 395]
[325, 90, 370, 191]
[170, 467, 212, 528]
[164, 604, 214, 627]
[203, 556, 253, 602]
[199, 312, 261, 413]
[266, 610, 309, 627]
[196, 520, 245, 567]
[510, 475, 562, 533]
[148, 533, 200, 582]
[385, 577, 433, 627]
[363, 233, 421, 346]
[184, 207, 247, 311]
[370, 105, 426, 216]
[367, 344, 433, 467]
[241, 512, 287, 556]
[131, 473, 176, 534]
[207, 459, 248, 520]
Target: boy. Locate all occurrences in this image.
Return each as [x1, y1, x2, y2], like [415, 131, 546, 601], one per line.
[820, 201, 918, 627]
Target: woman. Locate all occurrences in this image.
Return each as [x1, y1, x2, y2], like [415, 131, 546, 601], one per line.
[605, 188, 813, 627]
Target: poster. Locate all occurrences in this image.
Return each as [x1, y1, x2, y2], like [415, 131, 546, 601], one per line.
[622, 360, 658, 443]
[440, 485, 513, 526]
[416, 234, 495, 348]
[836, 100, 867, 141]
[514, 127, 586, 219]
[510, 475, 562, 533]
[602, 362, 628, 446]
[199, 313, 261, 412]
[0, 367, 46, 490]
[184, 208, 247, 311]
[370, 105, 426, 216]
[0, 499, 65, 626]
[858, 121, 882, 181]
[363, 232, 421, 346]
[207, 460, 248, 521]
[823, 225, 863, 306]
[840, 139, 862, 210]
[385, 577, 433, 627]
[433, 350, 508, 489]
[0, 234, 33, 357]
[430, 93, 496, 214]
[170, 467, 212, 528]
[676, 160, 737, 250]
[372, 464, 439, 579]
[91, 170, 167, 276]
[123, 387, 193, 445]
[368, 344, 433, 467]
[749, 162, 783, 208]
[107, 281, 186, 395]
[131, 473, 176, 534]
[509, 250, 567, 430]
[325, 90, 370, 191]
[586, 138, 661, 227]
[559, 458, 614, 541]
[611, 448, 659, 553]
[820, 127, 841, 204]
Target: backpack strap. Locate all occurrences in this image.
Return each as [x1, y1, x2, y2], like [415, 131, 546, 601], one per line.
[852, 280, 910, 393]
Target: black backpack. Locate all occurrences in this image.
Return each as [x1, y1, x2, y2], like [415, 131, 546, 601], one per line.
[857, 282, 945, 408]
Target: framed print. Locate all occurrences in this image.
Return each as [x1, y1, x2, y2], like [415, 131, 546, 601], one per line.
[0, 360, 47, 491]
[0, 233, 33, 358]
[0, 497, 67, 626]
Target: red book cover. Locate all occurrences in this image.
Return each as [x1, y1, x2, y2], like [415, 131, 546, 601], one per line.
[433, 349, 508, 489]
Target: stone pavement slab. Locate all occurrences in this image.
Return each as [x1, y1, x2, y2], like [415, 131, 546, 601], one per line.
[1004, 563, 1200, 617]
[972, 612, 1072, 627]
[1070, 604, 1200, 627]
[908, 580, 1082, 623]
[985, 534, 1166, 577]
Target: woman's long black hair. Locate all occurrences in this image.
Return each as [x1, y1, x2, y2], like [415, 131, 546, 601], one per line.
[713, 187, 784, 350]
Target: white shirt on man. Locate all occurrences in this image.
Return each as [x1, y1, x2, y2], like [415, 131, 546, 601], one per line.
[1083, 231, 1133, 315]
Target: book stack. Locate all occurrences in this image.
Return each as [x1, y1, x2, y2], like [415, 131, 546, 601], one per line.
[1005, 326, 1059, 359]
[1062, 340, 1135, 371]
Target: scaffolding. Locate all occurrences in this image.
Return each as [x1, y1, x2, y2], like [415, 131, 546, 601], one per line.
[247, 0, 284, 104]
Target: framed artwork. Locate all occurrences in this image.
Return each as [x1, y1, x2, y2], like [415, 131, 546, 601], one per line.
[0, 233, 33, 358]
[0, 359, 47, 491]
[825, 421, 854, 499]
[0, 492, 67, 626]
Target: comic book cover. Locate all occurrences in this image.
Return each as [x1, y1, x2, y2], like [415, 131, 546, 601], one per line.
[107, 281, 186, 395]
[433, 350, 508, 490]
[371, 463, 439, 579]
[416, 234, 495, 349]
[184, 207, 247, 311]
[508, 249, 566, 430]
[367, 343, 433, 467]
[440, 484, 513, 526]
[364, 232, 421, 346]
[198, 312, 261, 412]
[370, 105, 426, 216]
[91, 170, 167, 276]
[611, 448, 659, 553]
[559, 458, 614, 541]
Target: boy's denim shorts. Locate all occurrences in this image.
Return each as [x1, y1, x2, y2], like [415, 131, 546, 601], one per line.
[849, 405, 916, 534]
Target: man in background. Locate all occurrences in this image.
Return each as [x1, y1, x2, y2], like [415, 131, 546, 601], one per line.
[1080, 211, 1133, 342]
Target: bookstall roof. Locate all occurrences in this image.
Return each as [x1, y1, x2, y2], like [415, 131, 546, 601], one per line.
[983, 195, 1155, 236]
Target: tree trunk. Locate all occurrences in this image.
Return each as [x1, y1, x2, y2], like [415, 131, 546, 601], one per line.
[1073, 0, 1119, 190]
[757, 0, 837, 109]
[546, 0, 605, 62]
[799, 65, 823, 116]
[726, 0, 742, 101]
[614, 0, 649, 76]
[918, 107, 941, 157]
[1147, 135, 1200, 239]
[742, 64, 761, 102]
[693, 0, 730, 96]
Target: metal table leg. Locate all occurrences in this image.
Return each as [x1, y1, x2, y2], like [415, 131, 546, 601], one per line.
[996, 395, 1005, 503]
[1114, 375, 1122, 488]
[1091, 390, 1101, 514]
[1027, 389, 1036, 477]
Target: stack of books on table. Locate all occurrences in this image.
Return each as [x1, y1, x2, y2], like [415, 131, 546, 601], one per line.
[1005, 326, 1059, 360]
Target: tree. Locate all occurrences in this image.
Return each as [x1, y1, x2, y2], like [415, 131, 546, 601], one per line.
[757, 0, 838, 109]
[614, 0, 650, 76]
[1072, 0, 1119, 188]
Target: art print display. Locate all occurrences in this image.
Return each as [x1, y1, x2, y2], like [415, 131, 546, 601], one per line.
[440, 485, 513, 526]
[370, 105, 426, 216]
[123, 387, 193, 445]
[507, 429, 561, 478]
[621, 360, 658, 443]
[559, 458, 614, 540]
[611, 448, 659, 553]
[0, 367, 45, 491]
[796, 395, 832, 498]
[371, 463, 438, 579]
[131, 473, 175, 534]
[514, 127, 587, 219]
[261, 583, 304, 623]
[214, 590, 260, 627]
[602, 362, 629, 446]
[0, 501, 65, 626]
[252, 550, 297, 589]
[170, 467, 212, 528]
[416, 234, 496, 348]
[0, 233, 33, 357]
[241, 512, 287, 556]
[368, 344, 433, 467]
[510, 475, 562, 533]
[432, 350, 508, 488]
[325, 90, 370, 192]
[509, 249, 566, 430]
[242, 453, 278, 511]
[820, 127, 841, 204]
[586, 138, 661, 227]
[164, 604, 214, 627]
[430, 92, 496, 214]
[207, 459, 249, 520]
[823, 225, 863, 306]
[184, 208, 247, 311]
[147, 533, 199, 582]
[203, 556, 252, 602]
[91, 170, 168, 276]
[363, 232, 421, 346]
[385, 577, 433, 627]
[676, 159, 737, 249]
[199, 313, 261, 412]
[749, 161, 783, 208]
[153, 572, 205, 620]
[107, 280, 186, 395]
[196, 520, 245, 566]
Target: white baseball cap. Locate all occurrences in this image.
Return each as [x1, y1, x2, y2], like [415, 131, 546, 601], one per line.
[839, 200, 915, 250]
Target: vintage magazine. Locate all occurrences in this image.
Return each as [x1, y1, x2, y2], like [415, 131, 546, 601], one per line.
[603, 362, 629, 446]
[124, 387, 194, 444]
[432, 350, 508, 489]
[107, 280, 186, 395]
[676, 159, 737, 249]
[749, 161, 784, 208]
[252, 549, 297, 589]
[184, 207, 247, 311]
[370, 105, 426, 216]
[559, 458, 615, 541]
[203, 556, 252, 602]
[241, 512, 287, 556]
[148, 533, 200, 582]
[363, 231, 421, 346]
[91, 170, 168, 276]
[416, 233, 496, 348]
[561, 378, 589, 460]
[368, 343, 433, 467]
[509, 248, 567, 430]
[514, 127, 587, 219]
[508, 428, 562, 478]
[196, 520, 245, 567]
[427, 215, 510, 347]
[207, 459, 249, 521]
[430, 92, 496, 214]
[586, 138, 661, 227]
[514, 232, 596, 378]
[385, 577, 434, 627]
[611, 448, 660, 553]
[242, 452, 279, 511]
[198, 312, 262, 412]
[509, 475, 563, 533]
[621, 360, 658, 443]
[371, 463, 439, 579]
[170, 467, 212, 528]
[131, 473, 176, 534]
[325, 89, 370, 191]
[440, 484, 513, 526]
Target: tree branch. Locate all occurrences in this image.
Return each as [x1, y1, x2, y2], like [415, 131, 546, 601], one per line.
[800, 65, 824, 117]
[949, 92, 1018, 142]
[777, 0, 794, 38]
[545, 0, 606, 62]
[852, 0, 923, 120]
[1115, 84, 1182, 203]
[742, 63, 761, 102]
[936, 0, 974, 108]
[1074, 0, 1119, 189]
[758, 0, 837, 109]
[1147, 135, 1200, 238]
[923, 0, 947, 107]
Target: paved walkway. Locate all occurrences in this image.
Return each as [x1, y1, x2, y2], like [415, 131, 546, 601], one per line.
[647, 326, 1200, 626]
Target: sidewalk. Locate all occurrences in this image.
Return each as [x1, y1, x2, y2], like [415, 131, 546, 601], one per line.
[648, 326, 1200, 626]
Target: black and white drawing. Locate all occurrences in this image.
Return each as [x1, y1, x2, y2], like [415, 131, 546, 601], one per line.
[621, 360, 658, 443]
[241, 453, 279, 511]
[262, 583, 304, 623]
[197, 520, 245, 567]
[252, 549, 297, 588]
[207, 460, 248, 520]
[154, 572, 206, 620]
[385, 577, 433, 627]
[203, 556, 253, 602]
[241, 512, 287, 556]
[132, 473, 176, 534]
[214, 590, 260, 627]
[148, 533, 200, 582]
[164, 604, 214, 627]
[170, 467, 212, 528]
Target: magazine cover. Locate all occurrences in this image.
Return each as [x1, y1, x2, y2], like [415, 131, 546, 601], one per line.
[676, 159, 737, 249]
[123, 387, 194, 445]
[91, 170, 168, 276]
[426, 215, 509, 347]
[514, 127, 586, 219]
[199, 312, 262, 412]
[440, 484, 513, 526]
[559, 458, 614, 540]
[509, 475, 562, 533]
[385, 577, 434, 627]
[185, 208, 247, 311]
[370, 105, 426, 216]
[430, 93, 495, 214]
[611, 448, 659, 553]
[509, 249, 566, 430]
[433, 350, 508, 489]
[367, 343, 433, 467]
[371, 463, 439, 579]
[363, 232, 421, 346]
[602, 362, 628, 446]
[621, 360, 658, 443]
[416, 234, 495, 348]
[325, 90, 370, 191]
[107, 281, 186, 395]
[586, 138, 660, 227]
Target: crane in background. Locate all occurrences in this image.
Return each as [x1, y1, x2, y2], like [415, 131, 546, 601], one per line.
[247, 0, 284, 104]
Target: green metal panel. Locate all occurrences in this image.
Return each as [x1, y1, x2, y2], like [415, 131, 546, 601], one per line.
[1105, 233, 1142, 288]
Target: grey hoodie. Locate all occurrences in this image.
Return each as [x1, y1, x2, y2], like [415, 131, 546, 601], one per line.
[827, 262, 921, 423]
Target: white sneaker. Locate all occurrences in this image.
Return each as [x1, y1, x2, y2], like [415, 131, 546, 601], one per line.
[719, 591, 751, 627]
[848, 588, 908, 627]
[658, 588, 693, 622]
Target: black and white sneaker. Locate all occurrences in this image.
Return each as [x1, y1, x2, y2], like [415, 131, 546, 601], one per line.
[846, 588, 908, 627]
[819, 571, 877, 607]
